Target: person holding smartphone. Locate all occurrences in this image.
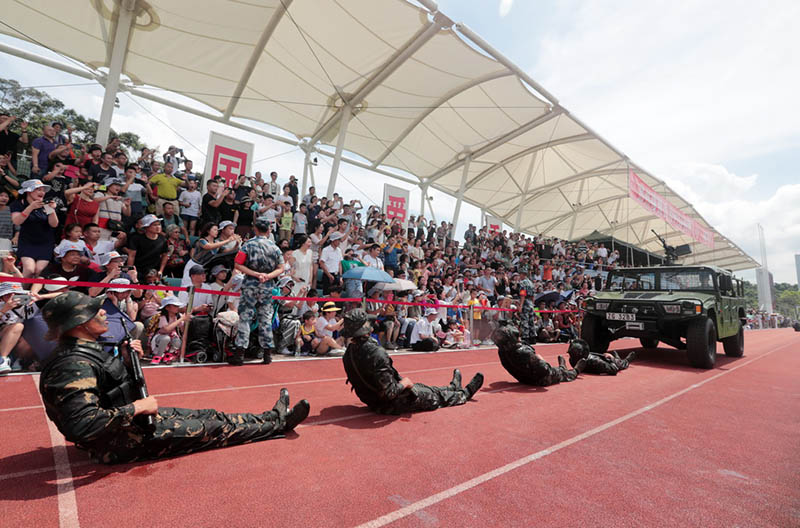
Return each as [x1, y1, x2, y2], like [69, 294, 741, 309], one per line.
[10, 179, 59, 277]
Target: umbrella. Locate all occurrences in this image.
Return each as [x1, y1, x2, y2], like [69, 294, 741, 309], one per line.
[342, 266, 394, 283]
[376, 278, 417, 291]
[534, 291, 561, 305]
[560, 289, 574, 301]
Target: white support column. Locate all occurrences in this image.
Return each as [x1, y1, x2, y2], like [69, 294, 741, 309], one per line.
[515, 152, 536, 232]
[301, 148, 311, 197]
[451, 154, 471, 238]
[480, 208, 486, 228]
[96, 0, 136, 146]
[326, 104, 352, 199]
[419, 183, 428, 219]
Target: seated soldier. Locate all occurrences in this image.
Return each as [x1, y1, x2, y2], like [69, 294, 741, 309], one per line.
[492, 324, 585, 386]
[341, 309, 483, 415]
[567, 338, 635, 375]
[38, 291, 310, 464]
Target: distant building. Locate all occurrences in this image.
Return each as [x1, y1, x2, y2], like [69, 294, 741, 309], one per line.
[756, 268, 775, 312]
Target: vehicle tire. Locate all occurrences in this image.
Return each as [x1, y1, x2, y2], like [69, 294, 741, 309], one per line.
[195, 351, 208, 363]
[639, 337, 659, 349]
[581, 313, 610, 354]
[722, 322, 744, 357]
[686, 316, 716, 369]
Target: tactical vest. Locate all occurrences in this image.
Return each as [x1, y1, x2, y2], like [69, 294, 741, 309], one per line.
[40, 339, 138, 408]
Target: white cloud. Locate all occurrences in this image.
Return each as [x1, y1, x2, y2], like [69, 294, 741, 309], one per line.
[499, 0, 514, 17]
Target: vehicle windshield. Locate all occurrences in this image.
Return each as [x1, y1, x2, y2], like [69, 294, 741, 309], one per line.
[661, 270, 715, 291]
[607, 271, 657, 291]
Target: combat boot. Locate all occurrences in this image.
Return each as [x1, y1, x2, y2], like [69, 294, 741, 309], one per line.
[227, 347, 245, 366]
[284, 400, 310, 433]
[464, 372, 484, 400]
[273, 388, 290, 417]
[262, 348, 273, 364]
[450, 368, 462, 390]
[574, 358, 587, 374]
[625, 351, 636, 363]
[558, 355, 567, 369]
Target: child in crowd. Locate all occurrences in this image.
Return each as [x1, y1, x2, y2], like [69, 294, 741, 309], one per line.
[148, 296, 187, 364]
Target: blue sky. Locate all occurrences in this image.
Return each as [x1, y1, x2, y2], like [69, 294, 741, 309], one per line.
[1, 0, 798, 283]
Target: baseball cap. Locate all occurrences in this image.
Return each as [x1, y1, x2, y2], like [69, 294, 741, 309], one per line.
[107, 278, 132, 293]
[140, 214, 161, 228]
[211, 264, 229, 276]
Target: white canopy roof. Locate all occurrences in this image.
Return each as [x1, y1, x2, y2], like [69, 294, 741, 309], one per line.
[0, 0, 757, 270]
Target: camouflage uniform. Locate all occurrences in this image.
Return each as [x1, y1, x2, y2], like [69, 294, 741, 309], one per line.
[38, 292, 306, 464]
[341, 310, 483, 415]
[493, 325, 580, 386]
[567, 338, 632, 375]
[518, 278, 537, 343]
[235, 235, 284, 350]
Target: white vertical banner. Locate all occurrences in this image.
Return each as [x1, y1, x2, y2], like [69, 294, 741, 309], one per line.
[203, 131, 255, 189]
[382, 183, 411, 230]
[485, 215, 503, 233]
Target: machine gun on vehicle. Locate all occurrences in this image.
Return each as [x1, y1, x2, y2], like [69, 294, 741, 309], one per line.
[651, 229, 692, 266]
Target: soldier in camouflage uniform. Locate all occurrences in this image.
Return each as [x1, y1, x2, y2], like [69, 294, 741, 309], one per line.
[567, 338, 635, 375]
[493, 324, 585, 386]
[233, 216, 284, 365]
[38, 291, 309, 464]
[518, 270, 537, 344]
[341, 309, 484, 415]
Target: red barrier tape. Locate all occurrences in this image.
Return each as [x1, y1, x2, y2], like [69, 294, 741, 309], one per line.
[0, 276, 579, 313]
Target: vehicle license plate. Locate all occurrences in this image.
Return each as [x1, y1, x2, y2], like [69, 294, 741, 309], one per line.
[606, 312, 635, 321]
[625, 322, 644, 330]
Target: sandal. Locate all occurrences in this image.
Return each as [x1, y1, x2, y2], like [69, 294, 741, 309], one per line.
[150, 355, 162, 365]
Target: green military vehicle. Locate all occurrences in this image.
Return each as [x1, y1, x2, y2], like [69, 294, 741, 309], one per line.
[581, 265, 746, 369]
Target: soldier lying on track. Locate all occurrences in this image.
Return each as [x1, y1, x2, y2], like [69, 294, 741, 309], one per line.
[567, 338, 635, 376]
[341, 309, 484, 415]
[38, 291, 309, 464]
[493, 324, 585, 386]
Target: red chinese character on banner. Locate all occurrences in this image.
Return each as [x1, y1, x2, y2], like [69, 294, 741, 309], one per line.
[386, 195, 407, 224]
[211, 145, 248, 188]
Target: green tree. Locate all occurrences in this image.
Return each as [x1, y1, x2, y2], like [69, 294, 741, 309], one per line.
[0, 77, 146, 158]
[775, 289, 800, 318]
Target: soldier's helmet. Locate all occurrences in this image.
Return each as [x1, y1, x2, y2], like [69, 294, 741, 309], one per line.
[341, 309, 377, 338]
[567, 338, 591, 360]
[492, 324, 520, 350]
[42, 291, 106, 340]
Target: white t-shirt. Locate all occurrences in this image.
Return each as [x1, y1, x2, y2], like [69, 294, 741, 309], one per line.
[362, 253, 383, 270]
[596, 247, 608, 259]
[178, 189, 202, 217]
[410, 316, 433, 344]
[293, 212, 307, 234]
[178, 285, 214, 311]
[320, 245, 343, 276]
[86, 239, 117, 267]
[292, 248, 313, 285]
[315, 315, 336, 338]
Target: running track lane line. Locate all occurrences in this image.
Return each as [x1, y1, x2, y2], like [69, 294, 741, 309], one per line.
[354, 342, 791, 528]
[32, 375, 80, 528]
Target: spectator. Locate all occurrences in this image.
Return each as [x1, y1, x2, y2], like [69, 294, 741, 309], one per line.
[123, 163, 147, 222]
[200, 178, 225, 226]
[82, 222, 125, 267]
[161, 201, 188, 240]
[137, 147, 154, 176]
[178, 178, 201, 236]
[92, 152, 118, 184]
[31, 125, 64, 178]
[11, 179, 59, 277]
[319, 231, 344, 294]
[315, 302, 344, 352]
[0, 114, 28, 166]
[181, 222, 236, 286]
[127, 214, 169, 277]
[409, 308, 440, 351]
[163, 224, 190, 278]
[148, 161, 183, 215]
[0, 189, 14, 246]
[0, 282, 25, 374]
[149, 296, 187, 364]
[96, 177, 131, 239]
[101, 278, 144, 342]
[267, 171, 279, 196]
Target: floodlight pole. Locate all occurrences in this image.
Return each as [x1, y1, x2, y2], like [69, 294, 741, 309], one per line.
[451, 153, 470, 238]
[327, 103, 352, 199]
[96, 0, 136, 146]
[301, 145, 311, 197]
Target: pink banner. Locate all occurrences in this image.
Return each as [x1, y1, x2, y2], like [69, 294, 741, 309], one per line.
[628, 170, 714, 248]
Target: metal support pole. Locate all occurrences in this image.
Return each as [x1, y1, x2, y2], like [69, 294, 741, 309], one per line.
[309, 161, 316, 188]
[326, 104, 352, 199]
[301, 148, 311, 197]
[420, 184, 428, 219]
[451, 154, 470, 239]
[179, 286, 196, 364]
[516, 152, 536, 232]
[96, 0, 136, 146]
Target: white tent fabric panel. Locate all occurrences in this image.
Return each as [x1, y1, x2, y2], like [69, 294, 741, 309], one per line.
[0, 0, 758, 270]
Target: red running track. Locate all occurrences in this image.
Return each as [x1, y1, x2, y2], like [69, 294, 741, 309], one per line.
[1, 329, 798, 527]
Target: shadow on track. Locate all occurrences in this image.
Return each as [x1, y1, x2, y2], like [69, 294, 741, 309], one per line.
[313, 405, 405, 429]
[485, 380, 549, 393]
[615, 345, 744, 372]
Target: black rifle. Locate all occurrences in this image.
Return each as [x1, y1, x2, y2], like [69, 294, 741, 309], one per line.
[120, 321, 156, 435]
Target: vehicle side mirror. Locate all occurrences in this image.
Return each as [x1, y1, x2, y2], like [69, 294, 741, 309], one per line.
[719, 275, 732, 292]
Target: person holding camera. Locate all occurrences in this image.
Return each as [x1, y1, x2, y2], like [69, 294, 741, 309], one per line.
[95, 177, 131, 240]
[10, 179, 59, 277]
[148, 161, 182, 215]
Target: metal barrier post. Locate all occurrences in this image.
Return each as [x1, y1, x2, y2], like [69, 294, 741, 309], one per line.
[179, 285, 195, 363]
[468, 304, 474, 346]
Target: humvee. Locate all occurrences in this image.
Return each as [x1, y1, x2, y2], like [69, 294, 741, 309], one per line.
[581, 266, 746, 369]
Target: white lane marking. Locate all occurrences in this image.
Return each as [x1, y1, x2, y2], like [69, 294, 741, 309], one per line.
[32, 375, 80, 528]
[153, 361, 498, 398]
[354, 343, 789, 528]
[0, 404, 43, 412]
[0, 461, 92, 482]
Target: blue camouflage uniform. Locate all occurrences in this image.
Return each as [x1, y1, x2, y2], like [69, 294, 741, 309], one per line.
[235, 236, 284, 349]
[518, 278, 536, 343]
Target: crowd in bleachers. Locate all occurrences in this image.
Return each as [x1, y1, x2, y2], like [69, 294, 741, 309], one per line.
[0, 115, 630, 372]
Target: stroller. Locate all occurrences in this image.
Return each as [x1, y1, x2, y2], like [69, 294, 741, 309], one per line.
[212, 311, 266, 362]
